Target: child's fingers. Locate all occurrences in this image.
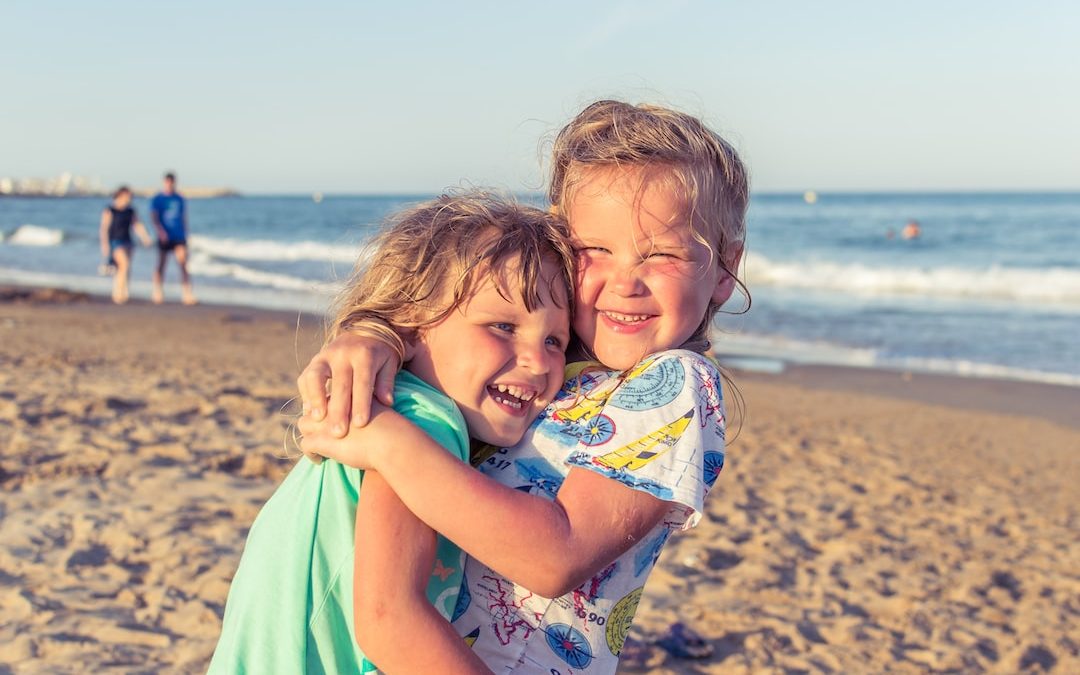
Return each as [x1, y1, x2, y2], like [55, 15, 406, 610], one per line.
[298, 434, 323, 463]
[325, 363, 354, 437]
[347, 348, 397, 427]
[297, 359, 332, 420]
[296, 414, 319, 436]
[374, 358, 398, 408]
[350, 365, 376, 428]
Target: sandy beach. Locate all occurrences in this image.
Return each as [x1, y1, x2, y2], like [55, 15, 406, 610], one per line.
[1, 288, 1077, 674]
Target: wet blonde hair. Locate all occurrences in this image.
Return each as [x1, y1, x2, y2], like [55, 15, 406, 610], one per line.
[549, 100, 750, 348]
[328, 191, 575, 353]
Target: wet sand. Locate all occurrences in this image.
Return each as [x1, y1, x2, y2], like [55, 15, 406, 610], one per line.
[1, 288, 1077, 673]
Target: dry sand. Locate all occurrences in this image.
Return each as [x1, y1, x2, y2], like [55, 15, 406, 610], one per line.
[1, 288, 1078, 673]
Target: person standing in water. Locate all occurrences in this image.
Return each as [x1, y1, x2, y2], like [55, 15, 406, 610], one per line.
[902, 219, 921, 240]
[99, 185, 152, 304]
[150, 172, 196, 304]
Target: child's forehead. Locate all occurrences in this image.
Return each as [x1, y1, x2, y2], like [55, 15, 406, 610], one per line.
[458, 254, 569, 308]
[569, 166, 691, 216]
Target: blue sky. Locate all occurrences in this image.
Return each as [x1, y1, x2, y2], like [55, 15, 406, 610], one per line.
[3, 1, 1078, 193]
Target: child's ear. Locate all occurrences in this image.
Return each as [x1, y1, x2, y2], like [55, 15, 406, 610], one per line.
[712, 244, 744, 306]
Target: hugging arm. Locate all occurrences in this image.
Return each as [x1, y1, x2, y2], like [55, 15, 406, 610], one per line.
[303, 410, 670, 598]
[297, 332, 401, 432]
[354, 470, 491, 674]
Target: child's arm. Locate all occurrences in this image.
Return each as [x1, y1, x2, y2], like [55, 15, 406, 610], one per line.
[354, 469, 491, 674]
[304, 411, 671, 599]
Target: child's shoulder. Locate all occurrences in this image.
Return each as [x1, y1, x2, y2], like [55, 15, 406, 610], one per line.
[390, 371, 471, 462]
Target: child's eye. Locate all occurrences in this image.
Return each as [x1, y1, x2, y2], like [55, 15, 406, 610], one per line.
[545, 335, 564, 349]
[490, 322, 514, 333]
[647, 251, 681, 261]
[576, 246, 610, 255]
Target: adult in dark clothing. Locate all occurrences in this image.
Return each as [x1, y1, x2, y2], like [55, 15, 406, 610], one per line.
[99, 185, 152, 304]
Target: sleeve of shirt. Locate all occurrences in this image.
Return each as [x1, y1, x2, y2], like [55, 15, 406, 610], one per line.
[564, 350, 727, 530]
[391, 381, 471, 465]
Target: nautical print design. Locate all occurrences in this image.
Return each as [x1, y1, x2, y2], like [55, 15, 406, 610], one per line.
[565, 454, 677, 500]
[609, 357, 685, 411]
[581, 414, 616, 446]
[450, 351, 726, 674]
[476, 574, 543, 646]
[605, 587, 643, 656]
[513, 458, 565, 497]
[694, 365, 726, 432]
[545, 623, 594, 669]
[591, 409, 694, 472]
[633, 531, 670, 576]
[451, 573, 472, 622]
[703, 451, 725, 487]
[572, 563, 617, 609]
[463, 626, 480, 648]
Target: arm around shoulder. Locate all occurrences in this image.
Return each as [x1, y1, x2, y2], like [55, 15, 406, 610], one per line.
[357, 410, 672, 598]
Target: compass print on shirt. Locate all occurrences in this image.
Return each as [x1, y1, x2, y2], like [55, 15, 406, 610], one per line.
[609, 356, 686, 411]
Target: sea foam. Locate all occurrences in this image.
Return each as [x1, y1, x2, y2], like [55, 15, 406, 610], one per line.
[187, 235, 363, 264]
[6, 225, 64, 247]
[186, 251, 338, 293]
[745, 253, 1080, 306]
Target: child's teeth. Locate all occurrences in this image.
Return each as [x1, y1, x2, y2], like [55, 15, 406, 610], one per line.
[493, 393, 522, 409]
[606, 311, 648, 322]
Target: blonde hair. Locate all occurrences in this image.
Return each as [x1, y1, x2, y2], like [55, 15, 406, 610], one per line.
[328, 192, 575, 353]
[549, 100, 750, 348]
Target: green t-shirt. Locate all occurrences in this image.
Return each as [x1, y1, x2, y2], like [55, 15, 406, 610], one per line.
[208, 371, 469, 674]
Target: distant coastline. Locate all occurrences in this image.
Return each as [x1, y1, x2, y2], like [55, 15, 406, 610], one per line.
[0, 188, 241, 199]
[0, 173, 239, 199]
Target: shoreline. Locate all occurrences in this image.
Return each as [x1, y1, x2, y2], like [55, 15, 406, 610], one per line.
[5, 282, 1078, 428]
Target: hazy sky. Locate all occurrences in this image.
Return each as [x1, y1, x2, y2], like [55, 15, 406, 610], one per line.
[4, 1, 1078, 193]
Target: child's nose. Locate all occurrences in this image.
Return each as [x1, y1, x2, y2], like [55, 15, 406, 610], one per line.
[516, 342, 551, 375]
[610, 262, 645, 297]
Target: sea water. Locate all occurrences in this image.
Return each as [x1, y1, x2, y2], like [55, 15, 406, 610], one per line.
[2, 192, 1078, 386]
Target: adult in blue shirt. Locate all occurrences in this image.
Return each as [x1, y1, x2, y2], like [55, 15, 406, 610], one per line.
[150, 172, 196, 305]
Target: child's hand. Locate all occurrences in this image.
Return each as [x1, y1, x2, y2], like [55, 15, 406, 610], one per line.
[296, 418, 375, 470]
[297, 404, 396, 470]
[297, 333, 401, 436]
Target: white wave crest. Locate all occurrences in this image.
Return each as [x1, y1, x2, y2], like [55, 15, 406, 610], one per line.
[186, 252, 337, 292]
[713, 332, 1080, 387]
[187, 235, 363, 264]
[6, 224, 64, 246]
[745, 253, 1080, 305]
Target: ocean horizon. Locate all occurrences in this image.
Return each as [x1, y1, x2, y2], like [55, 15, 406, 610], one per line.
[3, 191, 1078, 387]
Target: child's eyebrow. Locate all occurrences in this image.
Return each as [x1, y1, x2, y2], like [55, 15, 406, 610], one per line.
[465, 300, 526, 317]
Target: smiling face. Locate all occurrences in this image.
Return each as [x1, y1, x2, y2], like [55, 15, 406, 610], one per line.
[405, 256, 571, 447]
[568, 167, 735, 370]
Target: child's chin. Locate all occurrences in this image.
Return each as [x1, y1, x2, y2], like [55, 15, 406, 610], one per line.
[477, 428, 525, 449]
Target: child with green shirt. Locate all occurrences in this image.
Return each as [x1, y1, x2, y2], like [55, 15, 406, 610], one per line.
[208, 192, 574, 674]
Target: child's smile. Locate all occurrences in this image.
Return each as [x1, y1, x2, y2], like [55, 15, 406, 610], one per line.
[406, 258, 571, 447]
[568, 167, 731, 370]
